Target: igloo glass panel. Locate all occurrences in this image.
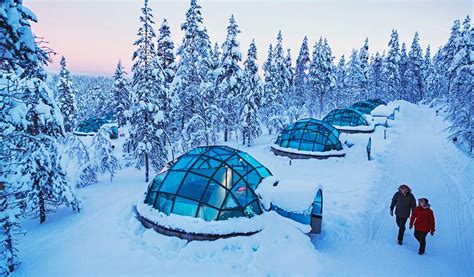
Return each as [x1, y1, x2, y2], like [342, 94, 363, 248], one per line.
[156, 193, 174, 215]
[176, 173, 209, 201]
[172, 197, 199, 217]
[159, 171, 186, 194]
[201, 181, 227, 208]
[197, 205, 219, 221]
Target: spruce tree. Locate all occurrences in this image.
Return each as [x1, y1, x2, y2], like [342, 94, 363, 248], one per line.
[92, 127, 120, 181]
[56, 56, 77, 133]
[240, 40, 263, 146]
[407, 32, 424, 103]
[345, 49, 365, 103]
[215, 15, 243, 142]
[125, 0, 168, 182]
[211, 42, 221, 70]
[368, 52, 384, 100]
[294, 36, 311, 117]
[359, 38, 370, 99]
[111, 60, 130, 128]
[447, 16, 473, 152]
[157, 19, 176, 87]
[382, 30, 401, 100]
[308, 38, 336, 118]
[335, 55, 347, 107]
[399, 43, 409, 101]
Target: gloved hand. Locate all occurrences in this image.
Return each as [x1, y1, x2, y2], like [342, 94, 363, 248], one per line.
[409, 225, 413, 229]
[430, 231, 435, 236]
[390, 210, 393, 216]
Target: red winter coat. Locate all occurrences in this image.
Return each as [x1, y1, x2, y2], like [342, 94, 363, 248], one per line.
[410, 206, 436, 233]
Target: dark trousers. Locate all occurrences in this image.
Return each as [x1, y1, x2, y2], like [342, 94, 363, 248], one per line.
[396, 216, 408, 241]
[414, 230, 428, 252]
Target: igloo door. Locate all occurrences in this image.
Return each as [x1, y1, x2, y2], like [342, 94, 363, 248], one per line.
[310, 189, 323, 234]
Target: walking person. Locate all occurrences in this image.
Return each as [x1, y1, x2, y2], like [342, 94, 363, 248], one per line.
[410, 198, 436, 255]
[390, 184, 416, 245]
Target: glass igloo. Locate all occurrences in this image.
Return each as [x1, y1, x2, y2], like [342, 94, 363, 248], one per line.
[350, 101, 379, 114]
[74, 116, 109, 135]
[323, 108, 369, 127]
[144, 146, 272, 222]
[367, 98, 387, 106]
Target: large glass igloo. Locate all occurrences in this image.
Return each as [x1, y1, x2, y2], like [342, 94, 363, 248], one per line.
[144, 146, 272, 222]
[74, 116, 109, 135]
[271, 118, 345, 159]
[350, 101, 379, 114]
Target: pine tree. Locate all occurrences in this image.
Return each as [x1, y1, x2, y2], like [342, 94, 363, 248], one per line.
[335, 55, 347, 107]
[383, 29, 401, 100]
[111, 60, 130, 128]
[407, 32, 424, 102]
[240, 40, 263, 146]
[308, 37, 336, 118]
[1, 1, 45, 270]
[345, 49, 365, 103]
[211, 42, 221, 70]
[266, 31, 290, 134]
[173, 0, 213, 127]
[359, 38, 370, 99]
[63, 134, 98, 188]
[215, 15, 243, 142]
[294, 36, 311, 117]
[56, 56, 77, 132]
[125, 0, 168, 182]
[447, 16, 473, 152]
[422, 45, 434, 100]
[368, 52, 384, 100]
[399, 43, 409, 101]
[157, 19, 176, 87]
[92, 127, 120, 181]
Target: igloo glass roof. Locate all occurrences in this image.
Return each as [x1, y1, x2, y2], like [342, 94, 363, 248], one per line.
[366, 98, 387, 106]
[350, 101, 379, 114]
[144, 146, 272, 222]
[75, 116, 108, 133]
[275, 118, 343, 152]
[323, 108, 369, 127]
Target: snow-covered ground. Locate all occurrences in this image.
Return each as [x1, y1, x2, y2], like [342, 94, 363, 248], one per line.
[14, 102, 474, 275]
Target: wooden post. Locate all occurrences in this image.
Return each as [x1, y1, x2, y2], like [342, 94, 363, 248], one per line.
[367, 137, 372, 161]
[384, 129, 387, 140]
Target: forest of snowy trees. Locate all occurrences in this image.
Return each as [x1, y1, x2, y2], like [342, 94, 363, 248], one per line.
[0, 0, 472, 274]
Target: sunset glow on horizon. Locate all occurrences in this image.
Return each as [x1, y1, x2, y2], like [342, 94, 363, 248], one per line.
[28, 0, 471, 76]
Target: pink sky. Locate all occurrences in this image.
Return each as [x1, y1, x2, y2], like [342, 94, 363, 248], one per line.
[28, 0, 471, 76]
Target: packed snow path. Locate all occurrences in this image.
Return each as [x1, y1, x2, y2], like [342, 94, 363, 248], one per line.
[14, 102, 474, 275]
[315, 103, 474, 275]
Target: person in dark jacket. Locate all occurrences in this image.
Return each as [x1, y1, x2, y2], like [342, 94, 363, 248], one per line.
[410, 198, 436, 255]
[390, 184, 416, 245]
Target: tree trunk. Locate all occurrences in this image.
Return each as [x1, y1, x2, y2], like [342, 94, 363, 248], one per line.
[39, 190, 46, 223]
[224, 126, 228, 142]
[145, 152, 149, 182]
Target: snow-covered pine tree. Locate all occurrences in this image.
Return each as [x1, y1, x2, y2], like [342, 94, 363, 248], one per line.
[1, 1, 42, 270]
[211, 42, 221, 70]
[383, 29, 401, 101]
[125, 0, 168, 182]
[308, 37, 336, 118]
[56, 56, 77, 132]
[172, 0, 214, 135]
[399, 43, 410, 101]
[447, 15, 473, 153]
[334, 55, 347, 107]
[266, 31, 290, 134]
[240, 39, 263, 146]
[422, 45, 435, 100]
[359, 38, 370, 99]
[284, 48, 296, 117]
[407, 32, 424, 103]
[215, 15, 243, 142]
[92, 127, 120, 181]
[91, 85, 104, 117]
[262, 43, 274, 119]
[111, 60, 130, 128]
[345, 49, 365, 103]
[294, 36, 311, 117]
[63, 134, 98, 188]
[368, 52, 384, 100]
[157, 19, 176, 88]
[438, 19, 462, 98]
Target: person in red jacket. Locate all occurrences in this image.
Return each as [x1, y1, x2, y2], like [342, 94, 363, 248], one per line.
[409, 198, 436, 255]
